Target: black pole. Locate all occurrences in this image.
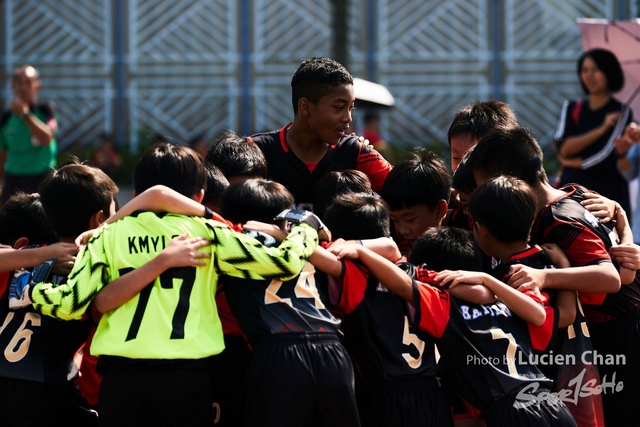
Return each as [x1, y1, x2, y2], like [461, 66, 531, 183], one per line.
[331, 0, 349, 68]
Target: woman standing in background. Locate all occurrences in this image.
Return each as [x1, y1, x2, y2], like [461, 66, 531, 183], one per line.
[554, 48, 634, 219]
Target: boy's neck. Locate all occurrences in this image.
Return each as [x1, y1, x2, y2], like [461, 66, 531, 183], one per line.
[498, 241, 531, 264]
[286, 120, 330, 163]
[532, 180, 565, 214]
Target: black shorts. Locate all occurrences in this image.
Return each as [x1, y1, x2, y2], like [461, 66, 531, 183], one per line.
[207, 334, 252, 426]
[361, 376, 453, 427]
[99, 363, 213, 427]
[484, 387, 577, 427]
[588, 306, 640, 427]
[0, 377, 97, 427]
[245, 332, 360, 427]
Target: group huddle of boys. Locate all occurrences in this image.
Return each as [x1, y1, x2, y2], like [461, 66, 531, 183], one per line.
[0, 57, 637, 427]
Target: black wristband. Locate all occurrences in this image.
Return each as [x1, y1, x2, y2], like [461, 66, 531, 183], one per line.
[203, 206, 214, 220]
[618, 151, 628, 159]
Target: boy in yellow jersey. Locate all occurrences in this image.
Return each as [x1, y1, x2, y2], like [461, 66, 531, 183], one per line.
[10, 143, 321, 427]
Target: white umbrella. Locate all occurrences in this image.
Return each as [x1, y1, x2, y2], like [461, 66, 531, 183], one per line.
[353, 78, 395, 108]
[577, 18, 640, 119]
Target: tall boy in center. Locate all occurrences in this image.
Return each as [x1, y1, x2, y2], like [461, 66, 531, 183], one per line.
[251, 57, 392, 210]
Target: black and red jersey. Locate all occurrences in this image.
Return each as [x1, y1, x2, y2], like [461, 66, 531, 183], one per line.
[251, 125, 392, 209]
[222, 262, 341, 343]
[447, 207, 473, 231]
[332, 260, 436, 385]
[412, 272, 557, 411]
[494, 245, 605, 427]
[532, 184, 640, 321]
[0, 269, 93, 383]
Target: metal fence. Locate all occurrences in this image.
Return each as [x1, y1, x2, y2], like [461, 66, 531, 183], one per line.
[1, 0, 637, 157]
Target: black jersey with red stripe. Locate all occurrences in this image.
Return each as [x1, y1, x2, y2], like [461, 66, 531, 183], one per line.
[332, 260, 436, 385]
[222, 262, 341, 343]
[0, 269, 93, 383]
[532, 184, 640, 320]
[447, 207, 473, 231]
[251, 125, 392, 209]
[494, 245, 605, 427]
[413, 274, 557, 411]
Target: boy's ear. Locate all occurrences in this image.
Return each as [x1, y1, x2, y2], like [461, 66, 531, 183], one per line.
[436, 199, 449, 220]
[13, 237, 30, 250]
[89, 210, 108, 230]
[298, 98, 311, 117]
[192, 189, 205, 204]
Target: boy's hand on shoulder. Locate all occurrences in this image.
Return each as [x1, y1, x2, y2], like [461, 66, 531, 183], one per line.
[507, 264, 545, 291]
[75, 228, 98, 246]
[580, 192, 615, 223]
[49, 242, 79, 275]
[349, 132, 370, 146]
[610, 243, 640, 271]
[159, 234, 211, 269]
[326, 239, 361, 260]
[435, 269, 487, 289]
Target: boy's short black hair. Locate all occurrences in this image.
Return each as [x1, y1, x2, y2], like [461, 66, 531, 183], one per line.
[447, 100, 518, 146]
[0, 192, 58, 246]
[220, 178, 294, 225]
[409, 227, 483, 272]
[134, 143, 206, 198]
[313, 169, 372, 220]
[291, 57, 353, 114]
[578, 49, 624, 94]
[39, 162, 119, 238]
[465, 125, 546, 186]
[468, 176, 537, 244]
[323, 193, 390, 240]
[205, 132, 267, 180]
[380, 148, 451, 211]
[451, 152, 477, 195]
[202, 163, 229, 208]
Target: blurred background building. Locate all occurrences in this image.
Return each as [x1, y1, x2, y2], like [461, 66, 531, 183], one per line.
[1, 0, 638, 175]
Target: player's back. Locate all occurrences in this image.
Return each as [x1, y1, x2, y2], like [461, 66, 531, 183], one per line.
[534, 184, 640, 318]
[414, 279, 555, 411]
[223, 254, 341, 342]
[336, 260, 437, 384]
[0, 260, 92, 382]
[90, 212, 224, 359]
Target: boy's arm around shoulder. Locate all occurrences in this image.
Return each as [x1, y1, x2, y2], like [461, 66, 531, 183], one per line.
[436, 270, 546, 327]
[0, 242, 78, 273]
[24, 228, 111, 320]
[313, 237, 400, 279]
[112, 185, 208, 222]
[508, 262, 620, 295]
[213, 221, 318, 281]
[328, 242, 453, 338]
[327, 242, 413, 302]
